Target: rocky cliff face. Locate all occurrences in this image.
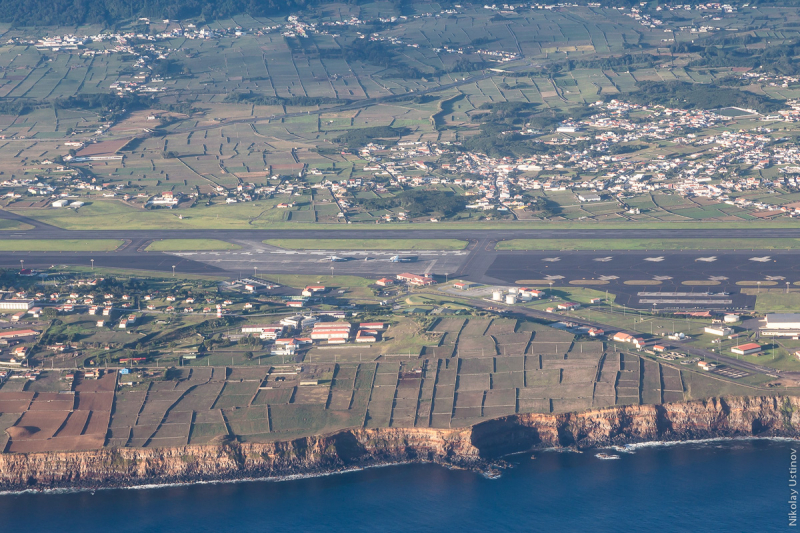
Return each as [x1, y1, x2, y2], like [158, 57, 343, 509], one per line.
[1, 396, 797, 491]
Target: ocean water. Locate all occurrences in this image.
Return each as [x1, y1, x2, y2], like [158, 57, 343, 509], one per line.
[0, 439, 793, 532]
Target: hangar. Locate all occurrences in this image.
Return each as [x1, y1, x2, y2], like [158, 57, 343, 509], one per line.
[760, 314, 800, 337]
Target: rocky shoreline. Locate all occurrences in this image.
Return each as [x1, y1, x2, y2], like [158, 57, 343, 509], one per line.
[1, 396, 798, 493]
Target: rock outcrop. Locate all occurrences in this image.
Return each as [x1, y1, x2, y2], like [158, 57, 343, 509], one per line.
[1, 396, 797, 491]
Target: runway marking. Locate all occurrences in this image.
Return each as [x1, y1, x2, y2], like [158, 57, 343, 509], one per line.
[652, 275, 672, 281]
[708, 276, 728, 281]
[424, 260, 437, 275]
[750, 256, 772, 262]
[638, 292, 727, 297]
[593, 257, 613, 262]
[640, 299, 733, 305]
[696, 256, 717, 262]
[598, 275, 619, 281]
[644, 256, 665, 262]
[541, 257, 560, 262]
[544, 275, 564, 280]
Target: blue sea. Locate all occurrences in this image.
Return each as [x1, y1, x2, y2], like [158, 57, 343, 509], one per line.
[0, 439, 793, 532]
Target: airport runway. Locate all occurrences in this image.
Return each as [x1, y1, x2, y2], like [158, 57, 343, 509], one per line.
[11, 226, 800, 241]
[5, 243, 800, 311]
[168, 241, 469, 278]
[5, 209, 800, 310]
[11, 207, 800, 241]
[478, 249, 800, 310]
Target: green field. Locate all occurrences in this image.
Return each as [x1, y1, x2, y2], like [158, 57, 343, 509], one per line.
[0, 239, 123, 251]
[146, 239, 241, 252]
[0, 219, 32, 231]
[753, 292, 800, 313]
[496, 239, 800, 251]
[264, 239, 467, 250]
[266, 274, 377, 289]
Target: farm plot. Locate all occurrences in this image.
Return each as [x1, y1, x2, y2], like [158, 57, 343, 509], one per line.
[457, 336, 497, 357]
[460, 319, 492, 337]
[493, 332, 532, 356]
[453, 391, 484, 419]
[251, 388, 294, 406]
[224, 407, 271, 436]
[641, 360, 662, 404]
[490, 371, 525, 390]
[172, 382, 225, 412]
[211, 381, 260, 409]
[365, 384, 396, 428]
[482, 389, 517, 418]
[661, 365, 685, 403]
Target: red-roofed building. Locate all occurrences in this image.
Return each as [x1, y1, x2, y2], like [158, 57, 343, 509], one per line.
[359, 322, 386, 330]
[397, 273, 435, 286]
[731, 343, 762, 356]
[612, 332, 633, 343]
[0, 329, 39, 340]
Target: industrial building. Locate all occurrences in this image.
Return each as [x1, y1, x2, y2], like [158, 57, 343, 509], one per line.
[731, 343, 762, 356]
[704, 326, 733, 336]
[0, 299, 34, 311]
[310, 322, 353, 341]
[760, 314, 800, 337]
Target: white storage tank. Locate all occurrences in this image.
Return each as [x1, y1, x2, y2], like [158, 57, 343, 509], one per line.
[492, 291, 503, 301]
[505, 294, 517, 305]
[518, 292, 533, 302]
[723, 314, 739, 323]
[508, 287, 519, 295]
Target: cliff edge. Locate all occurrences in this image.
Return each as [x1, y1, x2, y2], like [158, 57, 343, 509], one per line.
[1, 396, 797, 491]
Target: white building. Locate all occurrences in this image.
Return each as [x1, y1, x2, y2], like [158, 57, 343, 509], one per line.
[761, 313, 800, 336]
[0, 299, 34, 311]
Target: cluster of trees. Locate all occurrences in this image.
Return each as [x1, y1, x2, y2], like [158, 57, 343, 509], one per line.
[342, 39, 394, 68]
[461, 103, 595, 158]
[569, 53, 657, 70]
[0, 99, 38, 115]
[333, 126, 409, 151]
[0, 91, 194, 120]
[0, 0, 319, 26]
[338, 38, 486, 79]
[525, 196, 561, 218]
[223, 92, 344, 106]
[626, 80, 784, 112]
[689, 39, 800, 76]
[150, 59, 186, 78]
[54, 93, 155, 120]
[356, 190, 466, 219]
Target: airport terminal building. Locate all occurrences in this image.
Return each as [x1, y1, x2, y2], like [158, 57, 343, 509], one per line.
[760, 314, 800, 337]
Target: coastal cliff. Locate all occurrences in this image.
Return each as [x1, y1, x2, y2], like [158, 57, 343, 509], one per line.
[1, 396, 798, 491]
